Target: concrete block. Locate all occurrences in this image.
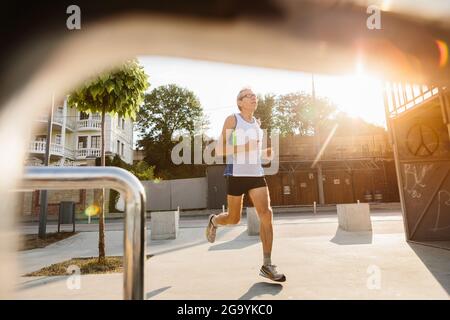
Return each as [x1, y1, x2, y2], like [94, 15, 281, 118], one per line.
[336, 203, 372, 231]
[246, 207, 260, 236]
[150, 210, 179, 240]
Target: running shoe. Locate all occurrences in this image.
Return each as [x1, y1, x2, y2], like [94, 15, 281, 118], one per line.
[206, 214, 217, 243]
[260, 264, 286, 282]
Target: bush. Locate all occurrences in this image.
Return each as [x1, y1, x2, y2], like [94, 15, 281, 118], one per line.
[104, 155, 157, 212]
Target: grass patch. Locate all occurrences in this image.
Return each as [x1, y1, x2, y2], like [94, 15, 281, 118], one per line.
[20, 232, 78, 251]
[25, 255, 154, 277]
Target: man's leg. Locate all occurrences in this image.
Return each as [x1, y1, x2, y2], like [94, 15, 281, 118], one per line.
[248, 186, 273, 260]
[248, 186, 286, 282]
[206, 195, 243, 243]
[214, 195, 244, 225]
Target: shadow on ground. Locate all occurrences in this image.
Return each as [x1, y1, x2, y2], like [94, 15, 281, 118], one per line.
[408, 242, 450, 295]
[18, 276, 68, 291]
[149, 227, 235, 256]
[239, 282, 283, 300]
[330, 227, 373, 245]
[209, 230, 260, 251]
[146, 286, 171, 299]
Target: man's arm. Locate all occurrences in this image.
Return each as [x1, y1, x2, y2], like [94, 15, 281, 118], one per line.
[215, 115, 253, 156]
[255, 117, 274, 161]
[261, 146, 274, 161]
[260, 134, 274, 161]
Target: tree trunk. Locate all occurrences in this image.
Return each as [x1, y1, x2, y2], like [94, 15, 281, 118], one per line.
[98, 107, 106, 264]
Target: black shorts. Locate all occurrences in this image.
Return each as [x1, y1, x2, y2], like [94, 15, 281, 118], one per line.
[226, 176, 267, 196]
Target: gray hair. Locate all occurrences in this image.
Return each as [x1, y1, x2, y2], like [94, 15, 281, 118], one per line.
[236, 86, 253, 101]
[236, 86, 253, 110]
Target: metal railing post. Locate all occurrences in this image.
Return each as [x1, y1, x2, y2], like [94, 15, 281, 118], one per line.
[19, 166, 146, 300]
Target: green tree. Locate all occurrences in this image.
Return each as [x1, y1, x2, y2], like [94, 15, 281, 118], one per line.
[274, 92, 305, 136]
[130, 160, 156, 181]
[68, 59, 149, 263]
[254, 93, 276, 135]
[273, 92, 337, 136]
[136, 84, 207, 177]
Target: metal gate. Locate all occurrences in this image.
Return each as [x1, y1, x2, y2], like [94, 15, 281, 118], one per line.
[385, 84, 450, 243]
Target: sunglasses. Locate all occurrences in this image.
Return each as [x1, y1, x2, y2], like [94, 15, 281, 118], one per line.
[239, 93, 257, 100]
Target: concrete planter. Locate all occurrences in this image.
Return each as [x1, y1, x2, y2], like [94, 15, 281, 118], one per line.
[336, 203, 372, 231]
[150, 210, 179, 240]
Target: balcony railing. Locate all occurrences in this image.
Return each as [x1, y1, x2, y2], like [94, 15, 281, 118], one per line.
[64, 146, 75, 159]
[53, 111, 64, 125]
[29, 141, 64, 156]
[77, 119, 102, 129]
[76, 148, 101, 158]
[36, 114, 48, 122]
[36, 110, 63, 123]
[65, 120, 76, 131]
[36, 112, 103, 131]
[28, 141, 102, 160]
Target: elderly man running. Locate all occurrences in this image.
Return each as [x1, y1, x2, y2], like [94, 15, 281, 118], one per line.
[206, 87, 286, 282]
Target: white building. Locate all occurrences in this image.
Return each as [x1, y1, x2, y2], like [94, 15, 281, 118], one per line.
[26, 98, 134, 166]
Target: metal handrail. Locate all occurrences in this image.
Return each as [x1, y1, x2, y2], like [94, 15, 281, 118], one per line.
[385, 82, 441, 117]
[18, 166, 146, 300]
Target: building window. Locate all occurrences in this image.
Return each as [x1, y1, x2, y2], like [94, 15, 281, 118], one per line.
[117, 140, 120, 154]
[55, 134, 62, 145]
[121, 143, 124, 156]
[91, 136, 101, 149]
[117, 116, 125, 130]
[79, 111, 89, 120]
[78, 136, 88, 149]
[36, 135, 47, 142]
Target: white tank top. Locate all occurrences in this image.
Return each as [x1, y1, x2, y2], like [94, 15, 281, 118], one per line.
[224, 113, 264, 177]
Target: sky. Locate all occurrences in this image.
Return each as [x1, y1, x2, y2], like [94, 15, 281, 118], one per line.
[137, 55, 386, 141]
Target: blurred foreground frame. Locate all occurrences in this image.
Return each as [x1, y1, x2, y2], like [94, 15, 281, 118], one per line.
[0, 0, 449, 298]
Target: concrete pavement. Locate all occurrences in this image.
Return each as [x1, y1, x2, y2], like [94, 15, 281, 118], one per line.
[15, 211, 450, 299]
